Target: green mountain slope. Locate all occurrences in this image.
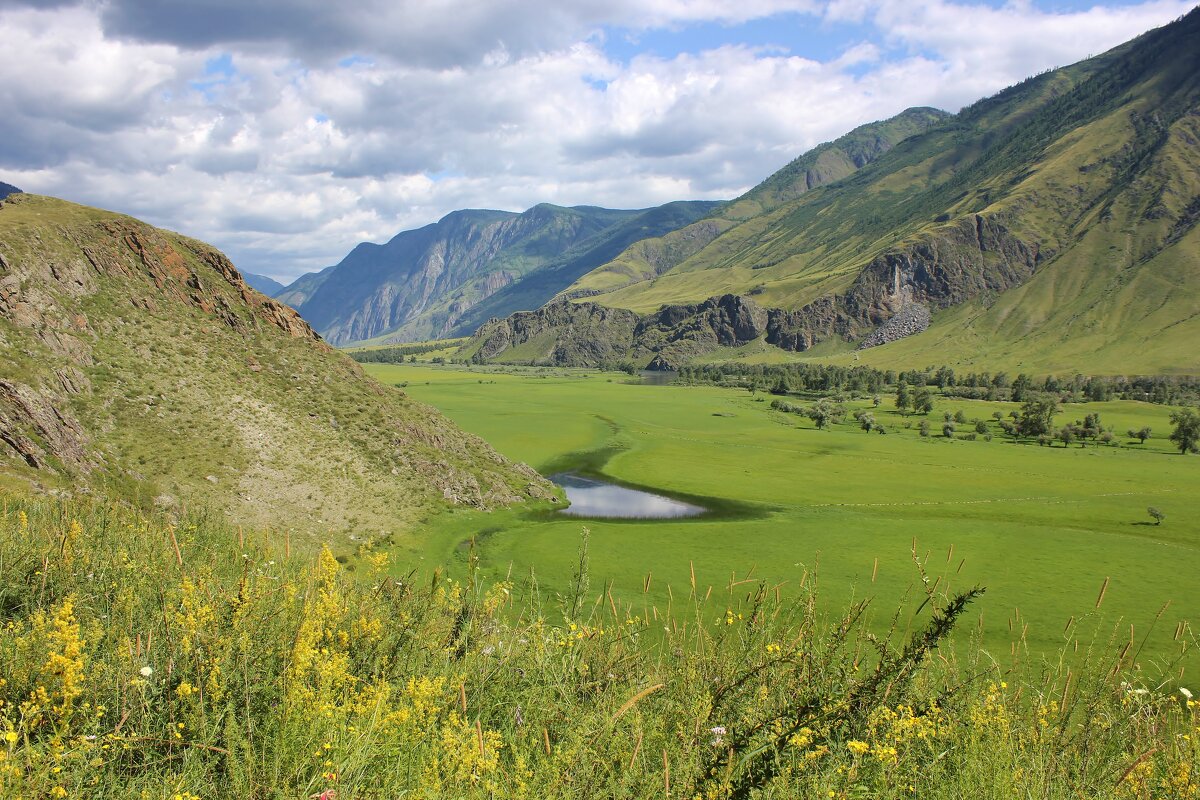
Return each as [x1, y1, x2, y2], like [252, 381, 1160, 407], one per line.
[550, 10, 1200, 374]
[0, 193, 553, 544]
[288, 204, 646, 345]
[559, 107, 952, 307]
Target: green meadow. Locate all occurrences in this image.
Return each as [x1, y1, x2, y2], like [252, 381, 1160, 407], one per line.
[366, 363, 1199, 675]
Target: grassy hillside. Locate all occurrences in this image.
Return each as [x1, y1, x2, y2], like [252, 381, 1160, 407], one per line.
[555, 11, 1200, 375]
[0, 193, 553, 546]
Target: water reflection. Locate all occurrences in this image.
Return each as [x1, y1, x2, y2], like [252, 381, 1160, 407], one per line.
[550, 472, 706, 519]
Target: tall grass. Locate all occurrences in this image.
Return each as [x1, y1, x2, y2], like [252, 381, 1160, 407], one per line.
[0, 496, 1195, 798]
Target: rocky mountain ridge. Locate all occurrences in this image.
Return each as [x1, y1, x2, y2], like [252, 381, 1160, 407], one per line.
[281, 201, 719, 346]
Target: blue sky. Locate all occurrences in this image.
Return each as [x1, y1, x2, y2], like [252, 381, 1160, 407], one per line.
[0, 0, 1193, 281]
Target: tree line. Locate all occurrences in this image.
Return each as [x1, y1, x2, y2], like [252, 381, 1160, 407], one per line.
[674, 363, 1200, 406]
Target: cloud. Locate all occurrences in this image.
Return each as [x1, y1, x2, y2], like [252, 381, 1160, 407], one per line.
[0, 0, 1192, 283]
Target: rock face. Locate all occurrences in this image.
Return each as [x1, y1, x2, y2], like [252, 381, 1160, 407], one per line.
[0, 192, 553, 541]
[767, 214, 1040, 351]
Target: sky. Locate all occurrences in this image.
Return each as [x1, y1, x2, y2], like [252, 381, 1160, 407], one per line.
[0, 0, 1193, 283]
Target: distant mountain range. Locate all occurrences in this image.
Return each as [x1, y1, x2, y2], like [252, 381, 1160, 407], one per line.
[0, 183, 21, 200]
[463, 9, 1200, 375]
[277, 201, 720, 346]
[243, 271, 285, 295]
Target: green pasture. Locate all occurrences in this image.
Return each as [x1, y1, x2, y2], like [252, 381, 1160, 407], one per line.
[369, 363, 1200, 675]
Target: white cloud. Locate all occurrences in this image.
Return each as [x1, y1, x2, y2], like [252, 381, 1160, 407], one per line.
[0, 0, 1192, 282]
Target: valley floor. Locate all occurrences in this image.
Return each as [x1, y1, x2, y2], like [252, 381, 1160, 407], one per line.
[366, 363, 1200, 674]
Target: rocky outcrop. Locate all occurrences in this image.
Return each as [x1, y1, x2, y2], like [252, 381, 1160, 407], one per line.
[471, 302, 641, 365]
[469, 294, 768, 367]
[857, 304, 931, 349]
[768, 214, 1040, 351]
[0, 379, 90, 472]
[635, 294, 768, 363]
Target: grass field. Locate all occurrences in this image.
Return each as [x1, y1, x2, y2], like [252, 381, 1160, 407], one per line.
[367, 363, 1199, 676]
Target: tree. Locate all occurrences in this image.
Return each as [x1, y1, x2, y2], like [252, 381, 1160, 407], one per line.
[1148, 506, 1165, 526]
[895, 379, 910, 415]
[974, 420, 989, 435]
[913, 388, 934, 415]
[859, 412, 876, 432]
[1168, 409, 1200, 454]
[953, 410, 968, 424]
[918, 420, 930, 437]
[1011, 373, 1031, 402]
[872, 395, 881, 408]
[1057, 426, 1076, 447]
[1127, 426, 1151, 444]
[805, 399, 845, 430]
[1018, 395, 1058, 437]
[942, 422, 956, 438]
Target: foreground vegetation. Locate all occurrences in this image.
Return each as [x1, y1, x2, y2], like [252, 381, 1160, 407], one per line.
[2, 496, 1197, 798]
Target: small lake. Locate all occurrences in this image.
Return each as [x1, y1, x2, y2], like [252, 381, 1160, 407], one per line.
[550, 472, 706, 519]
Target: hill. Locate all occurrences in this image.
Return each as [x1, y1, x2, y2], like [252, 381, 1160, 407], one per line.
[0, 181, 21, 200]
[0, 193, 553, 544]
[496, 10, 1200, 375]
[281, 201, 718, 346]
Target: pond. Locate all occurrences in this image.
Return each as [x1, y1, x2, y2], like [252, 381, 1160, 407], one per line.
[639, 370, 678, 386]
[549, 472, 706, 519]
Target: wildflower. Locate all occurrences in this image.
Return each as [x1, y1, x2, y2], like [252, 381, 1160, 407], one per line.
[139, 666, 154, 678]
[1182, 687, 1194, 700]
[766, 642, 782, 654]
[847, 740, 869, 756]
[710, 726, 727, 746]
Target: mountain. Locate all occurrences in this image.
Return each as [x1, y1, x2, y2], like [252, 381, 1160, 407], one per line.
[282, 201, 719, 346]
[243, 271, 285, 295]
[494, 10, 1200, 375]
[0, 182, 20, 200]
[441, 200, 722, 339]
[273, 264, 335, 308]
[0, 193, 553, 544]
[558, 107, 952, 306]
